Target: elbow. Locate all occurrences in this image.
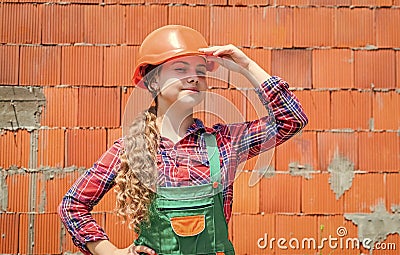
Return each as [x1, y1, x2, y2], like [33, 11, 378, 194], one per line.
[300, 112, 309, 130]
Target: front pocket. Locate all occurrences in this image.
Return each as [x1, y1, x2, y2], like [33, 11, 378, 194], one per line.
[170, 215, 205, 237]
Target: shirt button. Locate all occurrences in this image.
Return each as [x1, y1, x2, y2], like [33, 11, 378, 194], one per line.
[213, 182, 219, 189]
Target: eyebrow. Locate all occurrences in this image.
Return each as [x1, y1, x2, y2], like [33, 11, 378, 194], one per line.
[171, 61, 207, 68]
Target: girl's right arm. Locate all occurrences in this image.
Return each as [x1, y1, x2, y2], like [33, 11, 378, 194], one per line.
[58, 139, 122, 254]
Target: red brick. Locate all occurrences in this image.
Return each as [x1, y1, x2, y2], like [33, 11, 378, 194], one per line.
[386, 174, 400, 213]
[331, 91, 372, 130]
[168, 6, 210, 43]
[310, 0, 351, 4]
[395, 0, 400, 5]
[0, 130, 30, 169]
[0, 45, 19, 85]
[186, 0, 225, 4]
[373, 92, 400, 130]
[6, 172, 30, 212]
[38, 129, 65, 168]
[126, 5, 168, 45]
[70, 0, 101, 3]
[318, 132, 358, 171]
[210, 7, 251, 46]
[121, 87, 155, 132]
[260, 174, 301, 213]
[232, 214, 275, 255]
[105, 212, 138, 248]
[294, 7, 334, 47]
[20, 46, 61, 86]
[77, 87, 120, 128]
[344, 173, 385, 212]
[229, 0, 270, 4]
[275, 215, 317, 254]
[312, 49, 354, 88]
[276, 131, 318, 171]
[252, 7, 293, 47]
[232, 172, 260, 213]
[18, 213, 29, 254]
[0, 213, 19, 254]
[42, 4, 84, 44]
[274, 0, 309, 4]
[41, 87, 78, 127]
[42, 171, 80, 213]
[107, 128, 122, 148]
[272, 49, 312, 88]
[33, 213, 61, 254]
[302, 173, 344, 214]
[352, 0, 392, 6]
[294, 90, 330, 130]
[335, 8, 374, 47]
[105, 0, 143, 4]
[376, 8, 400, 48]
[66, 129, 107, 168]
[354, 50, 396, 89]
[104, 46, 138, 86]
[358, 132, 399, 172]
[85, 5, 125, 44]
[242, 48, 272, 75]
[397, 52, 400, 88]
[0, 3, 41, 44]
[317, 215, 360, 255]
[61, 46, 103, 86]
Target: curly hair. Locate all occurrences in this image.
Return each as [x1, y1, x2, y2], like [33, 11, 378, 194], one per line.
[114, 65, 161, 231]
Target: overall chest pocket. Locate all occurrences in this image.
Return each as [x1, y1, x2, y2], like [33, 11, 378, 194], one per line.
[152, 196, 217, 255]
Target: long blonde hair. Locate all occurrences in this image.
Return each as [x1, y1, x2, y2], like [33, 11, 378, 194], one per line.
[114, 65, 161, 231]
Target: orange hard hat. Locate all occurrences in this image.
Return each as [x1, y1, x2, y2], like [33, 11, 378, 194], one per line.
[132, 25, 216, 87]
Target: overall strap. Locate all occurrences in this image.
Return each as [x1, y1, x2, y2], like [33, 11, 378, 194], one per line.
[204, 133, 221, 184]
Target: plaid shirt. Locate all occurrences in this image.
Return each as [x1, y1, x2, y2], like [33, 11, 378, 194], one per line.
[58, 76, 308, 254]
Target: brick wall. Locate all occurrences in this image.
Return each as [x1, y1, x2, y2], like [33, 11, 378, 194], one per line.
[1, 1, 399, 254]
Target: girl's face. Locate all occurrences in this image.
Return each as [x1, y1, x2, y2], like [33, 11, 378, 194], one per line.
[155, 55, 208, 109]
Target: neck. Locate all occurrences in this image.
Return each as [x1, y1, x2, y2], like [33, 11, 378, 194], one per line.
[156, 104, 194, 143]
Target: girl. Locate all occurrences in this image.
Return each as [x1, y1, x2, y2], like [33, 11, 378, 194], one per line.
[58, 25, 308, 255]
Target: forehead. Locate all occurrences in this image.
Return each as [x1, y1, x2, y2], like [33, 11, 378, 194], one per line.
[166, 55, 206, 66]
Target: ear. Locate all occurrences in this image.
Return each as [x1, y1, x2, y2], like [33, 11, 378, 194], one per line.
[149, 81, 160, 94]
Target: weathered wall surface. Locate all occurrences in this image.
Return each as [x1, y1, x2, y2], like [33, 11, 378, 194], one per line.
[1, 1, 400, 254]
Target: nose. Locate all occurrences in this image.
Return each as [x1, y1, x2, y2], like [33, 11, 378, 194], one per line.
[187, 76, 199, 84]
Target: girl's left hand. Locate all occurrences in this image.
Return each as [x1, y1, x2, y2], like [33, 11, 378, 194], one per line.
[199, 44, 252, 74]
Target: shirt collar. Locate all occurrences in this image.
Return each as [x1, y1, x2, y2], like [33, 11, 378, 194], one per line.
[186, 118, 216, 135]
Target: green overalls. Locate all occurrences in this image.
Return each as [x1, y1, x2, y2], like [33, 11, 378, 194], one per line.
[134, 134, 235, 255]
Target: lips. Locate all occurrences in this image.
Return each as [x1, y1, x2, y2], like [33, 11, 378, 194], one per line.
[182, 87, 199, 92]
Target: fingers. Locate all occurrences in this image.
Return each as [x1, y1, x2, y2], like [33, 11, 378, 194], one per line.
[199, 45, 236, 57]
[128, 245, 156, 255]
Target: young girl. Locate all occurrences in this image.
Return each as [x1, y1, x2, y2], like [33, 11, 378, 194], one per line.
[58, 25, 308, 255]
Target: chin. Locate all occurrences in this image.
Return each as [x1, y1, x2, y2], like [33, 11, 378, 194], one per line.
[177, 94, 205, 107]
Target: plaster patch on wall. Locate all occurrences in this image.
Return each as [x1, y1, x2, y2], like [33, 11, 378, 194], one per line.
[0, 86, 46, 131]
[345, 202, 400, 250]
[289, 162, 315, 179]
[328, 153, 355, 199]
[0, 169, 8, 211]
[391, 205, 400, 214]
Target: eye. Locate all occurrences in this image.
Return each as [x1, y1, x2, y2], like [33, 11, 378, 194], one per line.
[175, 68, 187, 73]
[196, 69, 206, 76]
